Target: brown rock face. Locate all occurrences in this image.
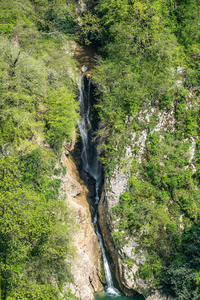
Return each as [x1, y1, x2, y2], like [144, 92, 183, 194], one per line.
[62, 154, 104, 299]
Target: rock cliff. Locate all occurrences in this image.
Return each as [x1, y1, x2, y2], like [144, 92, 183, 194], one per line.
[99, 185, 174, 300]
[60, 146, 103, 299]
[99, 180, 149, 298]
[98, 104, 184, 299]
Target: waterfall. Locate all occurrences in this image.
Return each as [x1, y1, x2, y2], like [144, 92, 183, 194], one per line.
[77, 74, 119, 296]
[77, 74, 101, 182]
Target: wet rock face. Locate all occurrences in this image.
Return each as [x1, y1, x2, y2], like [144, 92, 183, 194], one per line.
[61, 154, 104, 300]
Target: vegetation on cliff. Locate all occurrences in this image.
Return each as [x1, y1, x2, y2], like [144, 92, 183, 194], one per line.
[1, 0, 200, 299]
[90, 0, 199, 299]
[0, 0, 79, 299]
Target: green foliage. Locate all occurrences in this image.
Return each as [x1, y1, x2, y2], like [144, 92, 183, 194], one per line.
[6, 282, 60, 300]
[123, 257, 134, 270]
[174, 91, 198, 139]
[99, 0, 129, 26]
[0, 153, 75, 300]
[94, 0, 199, 172]
[29, 0, 77, 33]
[0, 0, 79, 299]
[75, 11, 101, 44]
[0, 40, 44, 150]
[94, 0, 192, 174]
[93, 0, 200, 298]
[163, 226, 200, 299]
[44, 87, 78, 151]
[0, 4, 78, 153]
[139, 264, 152, 280]
[110, 132, 200, 292]
[195, 140, 200, 184]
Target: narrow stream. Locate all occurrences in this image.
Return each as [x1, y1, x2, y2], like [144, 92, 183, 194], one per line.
[77, 74, 143, 300]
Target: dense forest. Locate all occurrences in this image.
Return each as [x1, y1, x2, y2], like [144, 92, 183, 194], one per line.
[0, 0, 79, 299]
[93, 1, 200, 299]
[0, 0, 199, 299]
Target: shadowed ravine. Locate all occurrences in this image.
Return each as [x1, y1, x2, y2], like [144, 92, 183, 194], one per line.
[77, 74, 144, 300]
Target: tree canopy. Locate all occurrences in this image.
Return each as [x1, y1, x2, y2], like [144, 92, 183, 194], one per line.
[0, 0, 79, 299]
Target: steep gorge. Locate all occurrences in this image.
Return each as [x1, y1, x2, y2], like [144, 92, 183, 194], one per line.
[0, 0, 199, 299]
[61, 145, 104, 299]
[72, 43, 146, 300]
[72, 33, 199, 299]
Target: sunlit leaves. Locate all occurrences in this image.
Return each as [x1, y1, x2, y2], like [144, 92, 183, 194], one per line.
[0, 1, 78, 298]
[44, 87, 78, 151]
[99, 0, 129, 25]
[0, 153, 75, 299]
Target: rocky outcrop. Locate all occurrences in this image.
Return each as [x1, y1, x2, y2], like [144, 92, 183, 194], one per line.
[60, 150, 103, 299]
[98, 105, 180, 299]
[99, 183, 148, 297]
[99, 178, 174, 300]
[99, 188, 174, 300]
[147, 292, 174, 300]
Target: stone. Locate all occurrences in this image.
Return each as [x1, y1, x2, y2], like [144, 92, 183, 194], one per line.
[63, 141, 75, 152]
[99, 186, 148, 297]
[98, 103, 178, 299]
[61, 154, 104, 299]
[146, 291, 174, 300]
[81, 65, 87, 73]
[99, 176, 176, 299]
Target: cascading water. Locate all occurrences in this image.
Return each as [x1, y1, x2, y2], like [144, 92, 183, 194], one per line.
[77, 74, 101, 182]
[77, 74, 119, 296]
[77, 74, 144, 300]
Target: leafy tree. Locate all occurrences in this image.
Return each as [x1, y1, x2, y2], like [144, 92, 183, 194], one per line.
[0, 0, 79, 298]
[44, 87, 78, 151]
[0, 153, 75, 300]
[163, 226, 200, 299]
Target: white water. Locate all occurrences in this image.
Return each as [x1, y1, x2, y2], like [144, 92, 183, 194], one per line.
[77, 75, 101, 182]
[77, 74, 120, 296]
